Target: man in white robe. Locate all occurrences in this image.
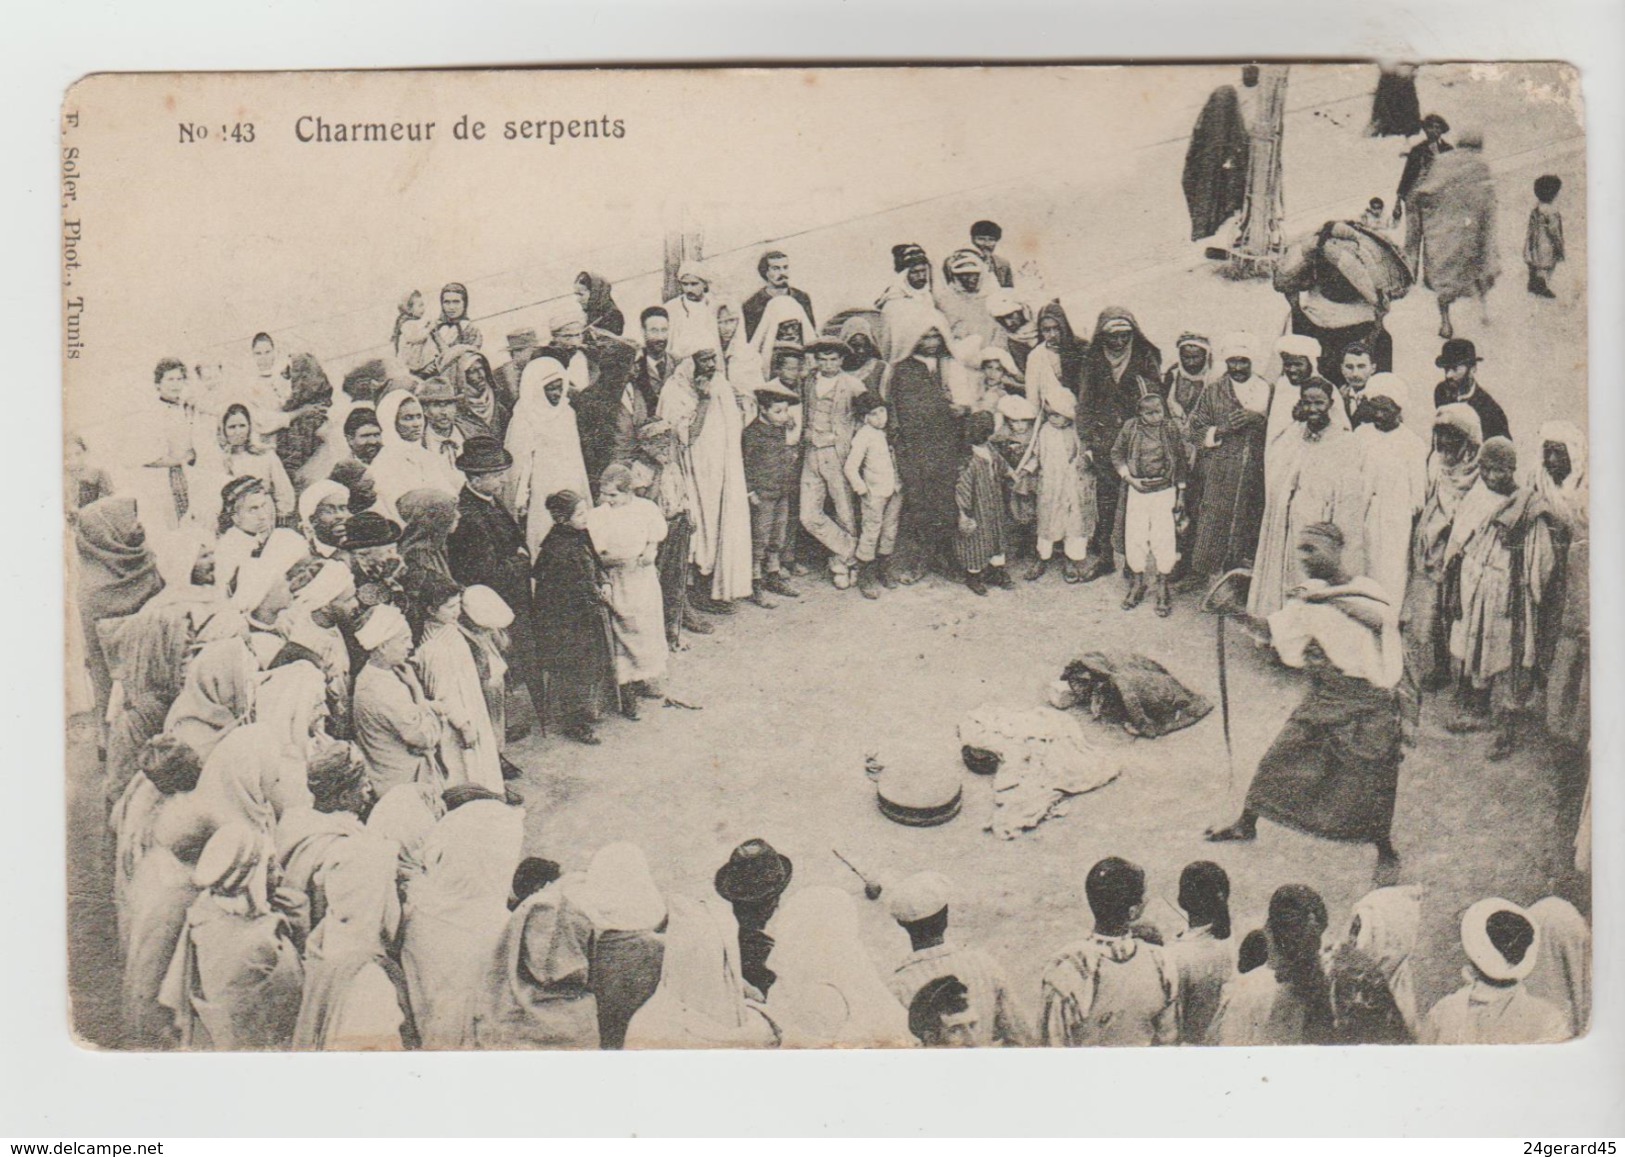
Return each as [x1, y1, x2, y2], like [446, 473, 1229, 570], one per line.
[1352, 373, 1427, 608]
[1249, 381, 1361, 618]
[658, 346, 753, 610]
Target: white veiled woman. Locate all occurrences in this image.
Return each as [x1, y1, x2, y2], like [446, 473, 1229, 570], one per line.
[625, 895, 778, 1048]
[505, 355, 591, 557]
[1337, 884, 1423, 1035]
[194, 659, 328, 839]
[401, 798, 525, 1049]
[763, 885, 913, 1048]
[369, 389, 459, 524]
[1525, 896, 1591, 1037]
[563, 841, 668, 1049]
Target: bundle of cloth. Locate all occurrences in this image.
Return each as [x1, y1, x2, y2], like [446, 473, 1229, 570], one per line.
[958, 704, 1124, 839]
[1055, 652, 1212, 738]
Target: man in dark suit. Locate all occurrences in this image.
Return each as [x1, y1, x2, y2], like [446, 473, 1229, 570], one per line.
[742, 250, 816, 344]
[1432, 338, 1510, 442]
[446, 436, 548, 732]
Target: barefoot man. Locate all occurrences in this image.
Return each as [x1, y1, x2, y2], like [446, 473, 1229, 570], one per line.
[1206, 521, 1405, 868]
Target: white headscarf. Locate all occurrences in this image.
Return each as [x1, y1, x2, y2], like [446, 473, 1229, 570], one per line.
[624, 895, 777, 1048]
[1341, 885, 1422, 1033]
[1530, 420, 1588, 531]
[715, 298, 764, 390]
[562, 842, 666, 933]
[763, 885, 913, 1048]
[298, 479, 349, 557]
[1525, 897, 1590, 1037]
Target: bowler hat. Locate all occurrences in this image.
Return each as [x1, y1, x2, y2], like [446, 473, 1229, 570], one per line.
[714, 839, 793, 904]
[340, 511, 402, 550]
[1421, 112, 1450, 134]
[456, 434, 514, 475]
[1435, 338, 1483, 368]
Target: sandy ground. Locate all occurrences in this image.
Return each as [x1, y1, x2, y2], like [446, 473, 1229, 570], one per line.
[66, 62, 1590, 1047]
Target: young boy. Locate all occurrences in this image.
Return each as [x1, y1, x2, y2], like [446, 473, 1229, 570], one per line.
[1111, 393, 1188, 616]
[741, 381, 803, 606]
[955, 410, 1013, 595]
[1524, 175, 1565, 299]
[1360, 197, 1386, 230]
[843, 391, 902, 599]
[991, 394, 1039, 566]
[768, 347, 811, 577]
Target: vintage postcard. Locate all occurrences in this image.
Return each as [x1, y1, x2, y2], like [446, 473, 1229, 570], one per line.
[61, 63, 1589, 1052]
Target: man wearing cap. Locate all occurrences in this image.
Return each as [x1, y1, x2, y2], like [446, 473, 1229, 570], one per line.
[887, 871, 1031, 1047]
[742, 250, 816, 344]
[543, 302, 592, 397]
[970, 220, 1015, 289]
[351, 604, 446, 797]
[1393, 113, 1452, 274]
[493, 328, 539, 411]
[986, 292, 1038, 373]
[418, 375, 468, 482]
[713, 839, 793, 998]
[1431, 339, 1509, 442]
[798, 337, 867, 589]
[1079, 308, 1164, 580]
[1352, 374, 1427, 608]
[876, 243, 934, 311]
[446, 435, 550, 729]
[1421, 899, 1567, 1043]
[1207, 522, 1405, 867]
[1186, 332, 1271, 585]
[1267, 334, 1346, 444]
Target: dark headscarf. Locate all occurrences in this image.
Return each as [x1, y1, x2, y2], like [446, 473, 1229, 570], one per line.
[76, 497, 164, 621]
[1036, 300, 1086, 389]
[397, 488, 459, 581]
[439, 282, 470, 322]
[576, 272, 625, 335]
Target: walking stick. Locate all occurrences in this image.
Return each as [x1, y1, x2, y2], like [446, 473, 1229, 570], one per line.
[1201, 568, 1254, 793]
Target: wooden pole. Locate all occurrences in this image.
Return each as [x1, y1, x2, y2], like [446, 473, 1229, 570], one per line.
[662, 208, 703, 302]
[1230, 64, 1289, 278]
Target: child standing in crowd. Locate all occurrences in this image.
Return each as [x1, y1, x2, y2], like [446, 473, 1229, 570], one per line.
[843, 391, 902, 599]
[1361, 197, 1386, 230]
[991, 393, 1039, 569]
[741, 382, 803, 607]
[1112, 393, 1187, 617]
[955, 410, 1013, 595]
[393, 289, 436, 377]
[1525, 175, 1565, 299]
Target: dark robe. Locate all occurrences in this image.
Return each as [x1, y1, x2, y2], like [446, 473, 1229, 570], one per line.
[1433, 380, 1510, 443]
[573, 339, 640, 490]
[888, 356, 963, 568]
[1078, 317, 1163, 561]
[1186, 376, 1269, 579]
[1061, 652, 1212, 738]
[446, 486, 547, 724]
[1182, 86, 1251, 241]
[529, 524, 616, 728]
[743, 286, 816, 343]
[1245, 665, 1402, 844]
[589, 928, 664, 1050]
[1369, 68, 1421, 138]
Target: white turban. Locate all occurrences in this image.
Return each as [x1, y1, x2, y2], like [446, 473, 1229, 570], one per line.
[462, 584, 514, 630]
[293, 559, 355, 611]
[298, 479, 349, 528]
[985, 290, 1025, 318]
[676, 262, 710, 287]
[997, 393, 1037, 422]
[1218, 332, 1259, 363]
[1461, 898, 1541, 983]
[1363, 372, 1407, 408]
[549, 301, 587, 336]
[1277, 334, 1323, 360]
[234, 529, 313, 614]
[355, 604, 410, 652]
